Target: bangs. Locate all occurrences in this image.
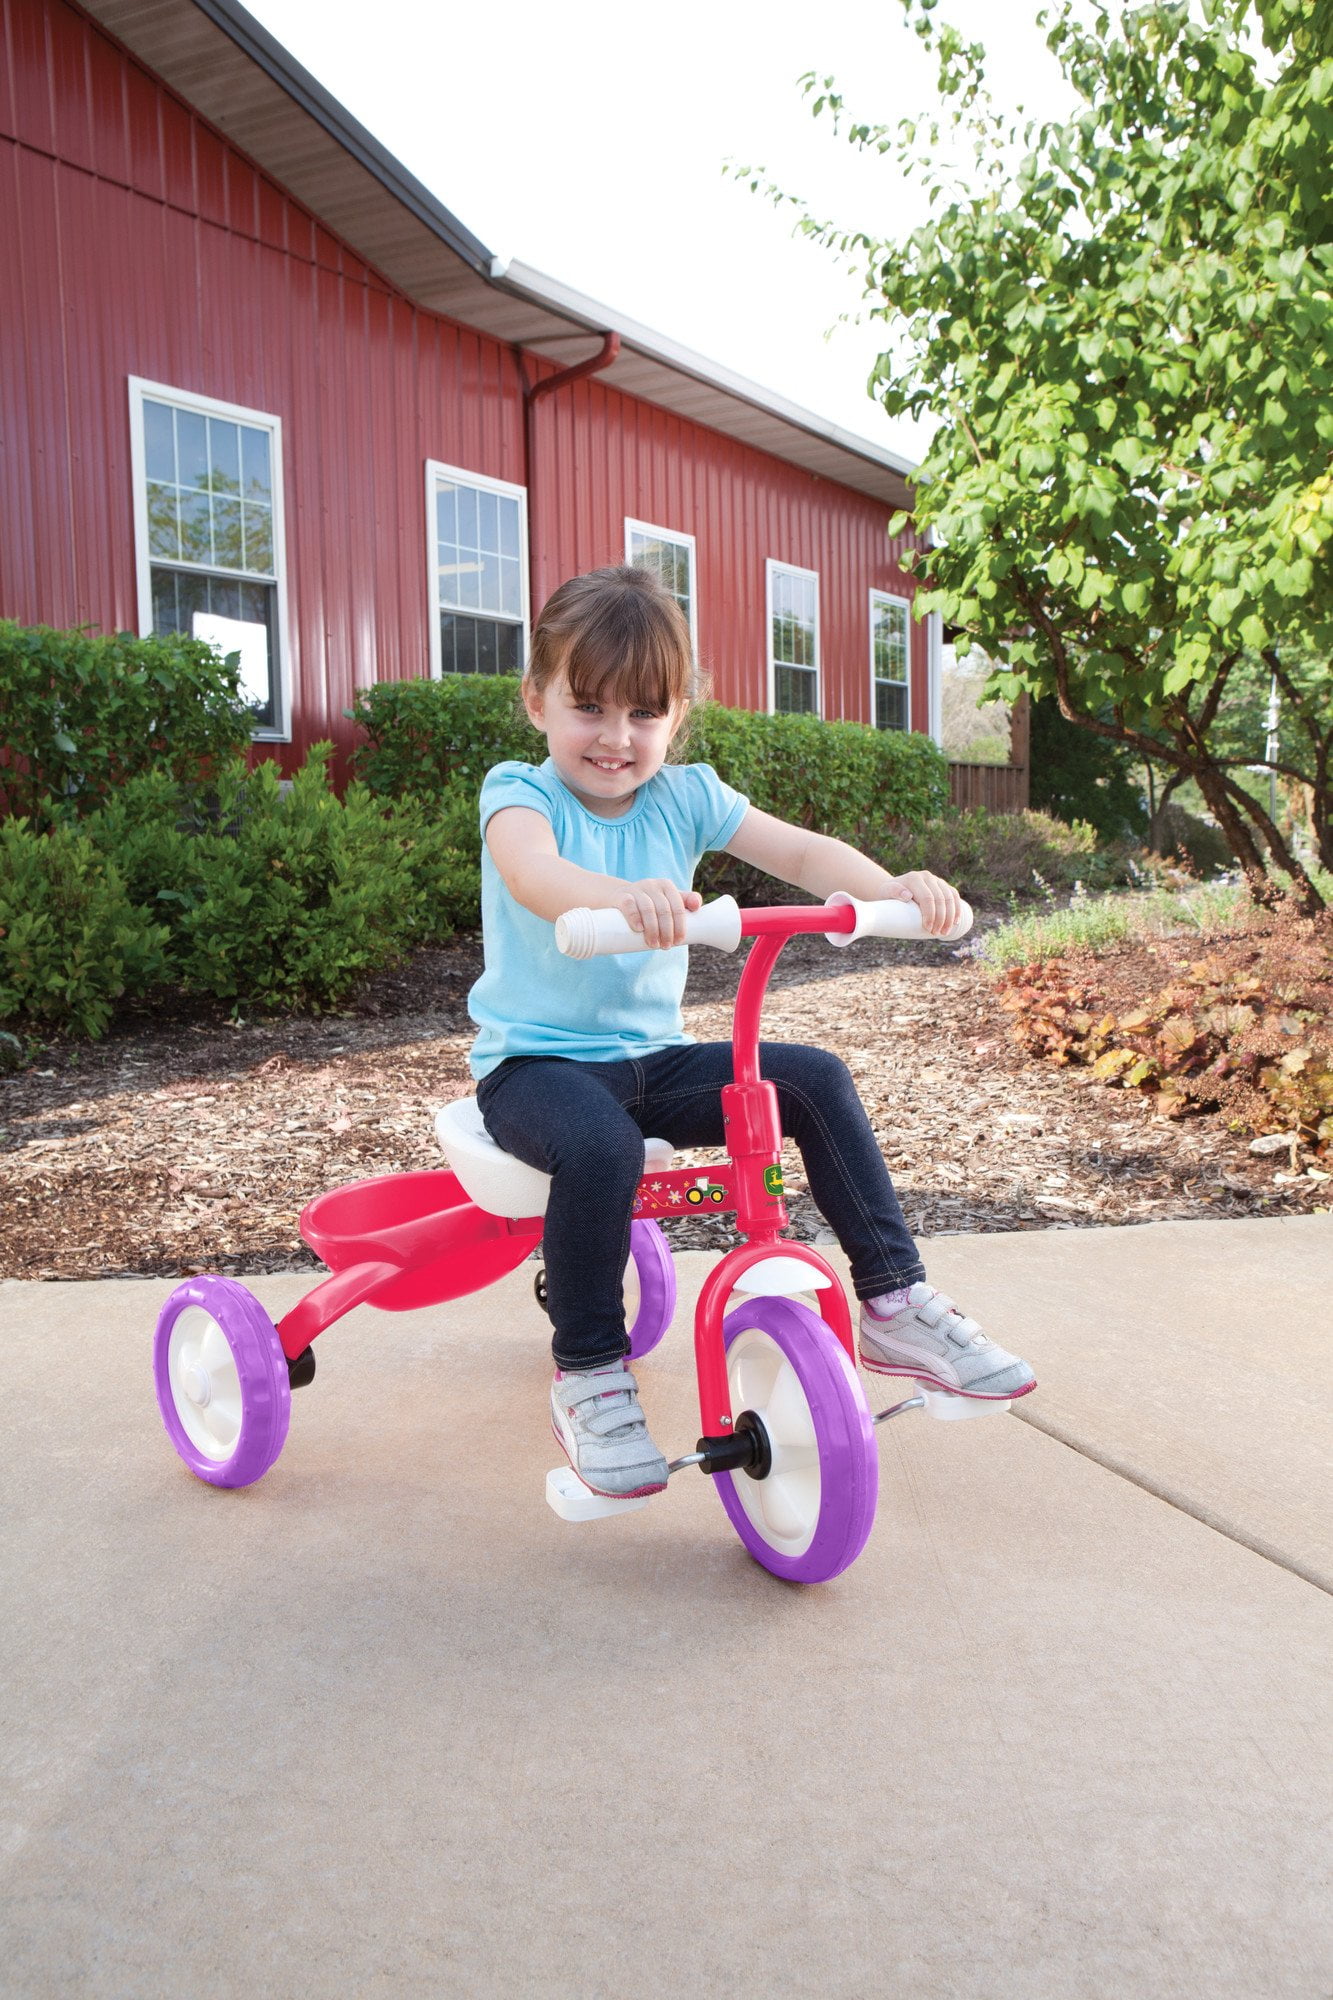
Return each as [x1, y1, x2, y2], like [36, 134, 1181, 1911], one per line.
[559, 591, 691, 714]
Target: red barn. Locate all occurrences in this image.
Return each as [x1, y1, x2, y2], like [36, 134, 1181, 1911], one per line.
[0, 0, 977, 785]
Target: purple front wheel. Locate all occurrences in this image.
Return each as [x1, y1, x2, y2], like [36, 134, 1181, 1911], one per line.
[625, 1220, 676, 1359]
[153, 1275, 291, 1488]
[713, 1295, 878, 1583]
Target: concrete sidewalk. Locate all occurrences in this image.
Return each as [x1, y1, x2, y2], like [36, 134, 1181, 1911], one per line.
[2, 1216, 1331, 1999]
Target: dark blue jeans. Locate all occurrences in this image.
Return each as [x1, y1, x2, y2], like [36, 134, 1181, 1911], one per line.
[476, 1041, 926, 1371]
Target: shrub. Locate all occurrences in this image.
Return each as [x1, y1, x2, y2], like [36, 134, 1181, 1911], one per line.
[349, 673, 948, 836]
[883, 807, 1133, 901]
[993, 951, 1333, 1155]
[0, 819, 170, 1037]
[348, 675, 540, 799]
[0, 621, 253, 827]
[688, 703, 948, 840]
[84, 749, 479, 1018]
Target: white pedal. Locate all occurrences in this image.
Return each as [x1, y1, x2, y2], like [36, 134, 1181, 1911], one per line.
[545, 1466, 651, 1522]
[917, 1383, 1012, 1421]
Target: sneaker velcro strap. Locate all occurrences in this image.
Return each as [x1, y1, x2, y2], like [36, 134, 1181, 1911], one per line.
[558, 1366, 638, 1409]
[578, 1402, 648, 1440]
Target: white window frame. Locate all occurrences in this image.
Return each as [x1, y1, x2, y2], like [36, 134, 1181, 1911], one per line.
[624, 517, 698, 655]
[128, 377, 291, 741]
[426, 459, 530, 680]
[869, 588, 913, 733]
[765, 558, 821, 717]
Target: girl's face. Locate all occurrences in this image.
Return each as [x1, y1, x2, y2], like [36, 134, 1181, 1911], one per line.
[524, 670, 683, 816]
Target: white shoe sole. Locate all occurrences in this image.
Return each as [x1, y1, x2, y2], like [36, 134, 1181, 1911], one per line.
[858, 1351, 1037, 1400]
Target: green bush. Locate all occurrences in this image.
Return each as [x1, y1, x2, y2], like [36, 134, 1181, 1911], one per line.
[349, 676, 950, 902]
[886, 807, 1134, 900]
[348, 674, 541, 799]
[84, 749, 475, 1014]
[0, 820, 170, 1037]
[688, 703, 948, 838]
[0, 621, 254, 827]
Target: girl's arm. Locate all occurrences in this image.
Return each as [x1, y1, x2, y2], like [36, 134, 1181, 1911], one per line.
[486, 806, 700, 948]
[722, 806, 964, 937]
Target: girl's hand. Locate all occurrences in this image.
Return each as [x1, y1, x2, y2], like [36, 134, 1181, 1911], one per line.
[618, 879, 702, 949]
[882, 870, 963, 938]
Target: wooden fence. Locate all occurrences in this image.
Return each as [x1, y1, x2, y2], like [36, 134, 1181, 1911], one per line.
[948, 761, 1029, 812]
[946, 691, 1029, 812]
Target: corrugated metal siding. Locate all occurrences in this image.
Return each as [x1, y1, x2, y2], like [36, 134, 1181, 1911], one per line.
[2, 0, 929, 777]
[530, 378, 929, 728]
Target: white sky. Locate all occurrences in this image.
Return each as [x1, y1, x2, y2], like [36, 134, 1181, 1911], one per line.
[242, 0, 1081, 466]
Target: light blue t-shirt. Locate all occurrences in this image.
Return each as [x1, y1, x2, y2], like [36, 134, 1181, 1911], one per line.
[467, 758, 749, 1077]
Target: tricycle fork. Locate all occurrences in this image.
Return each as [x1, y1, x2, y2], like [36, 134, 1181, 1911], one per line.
[691, 1240, 853, 1437]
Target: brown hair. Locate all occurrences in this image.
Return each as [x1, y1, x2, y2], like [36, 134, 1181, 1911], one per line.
[526, 564, 703, 718]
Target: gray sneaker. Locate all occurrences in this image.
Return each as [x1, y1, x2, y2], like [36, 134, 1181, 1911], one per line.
[550, 1363, 669, 1498]
[858, 1285, 1036, 1400]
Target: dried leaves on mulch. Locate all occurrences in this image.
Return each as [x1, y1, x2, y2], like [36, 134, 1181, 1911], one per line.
[1, 921, 1326, 1282]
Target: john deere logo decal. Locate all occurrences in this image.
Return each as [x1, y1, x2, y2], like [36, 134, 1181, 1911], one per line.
[763, 1165, 785, 1198]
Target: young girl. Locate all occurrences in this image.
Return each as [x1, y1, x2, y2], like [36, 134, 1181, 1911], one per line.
[469, 565, 1035, 1499]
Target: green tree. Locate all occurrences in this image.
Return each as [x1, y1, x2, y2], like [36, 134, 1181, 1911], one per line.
[1028, 695, 1148, 842]
[760, 0, 1333, 907]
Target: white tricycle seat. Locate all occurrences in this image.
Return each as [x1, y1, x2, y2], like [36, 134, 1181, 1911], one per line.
[434, 1097, 674, 1219]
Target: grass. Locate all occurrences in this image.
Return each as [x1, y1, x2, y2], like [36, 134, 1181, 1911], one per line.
[979, 878, 1270, 969]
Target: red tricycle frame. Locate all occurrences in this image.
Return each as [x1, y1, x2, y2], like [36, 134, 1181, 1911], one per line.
[273, 902, 859, 1437]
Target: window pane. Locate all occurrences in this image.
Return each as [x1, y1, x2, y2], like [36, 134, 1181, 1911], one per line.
[875, 680, 908, 731]
[151, 567, 180, 631]
[499, 497, 519, 558]
[500, 555, 522, 618]
[179, 489, 211, 562]
[213, 497, 243, 569]
[774, 664, 816, 714]
[437, 483, 458, 542]
[457, 555, 480, 610]
[457, 485, 478, 551]
[873, 600, 909, 681]
[146, 481, 180, 560]
[476, 618, 498, 674]
[243, 502, 274, 576]
[177, 410, 209, 490]
[209, 418, 240, 494]
[478, 487, 498, 555]
[443, 612, 477, 673]
[240, 426, 271, 504]
[497, 622, 522, 674]
[476, 549, 503, 616]
[144, 400, 176, 483]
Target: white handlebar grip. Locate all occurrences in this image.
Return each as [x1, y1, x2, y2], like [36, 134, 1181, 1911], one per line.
[555, 895, 743, 959]
[823, 890, 974, 947]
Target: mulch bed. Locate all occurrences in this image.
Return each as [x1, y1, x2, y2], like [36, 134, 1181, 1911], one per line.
[1, 917, 1327, 1282]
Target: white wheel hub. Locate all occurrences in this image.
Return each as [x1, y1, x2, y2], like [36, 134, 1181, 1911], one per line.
[168, 1306, 243, 1461]
[725, 1325, 821, 1561]
[182, 1362, 211, 1407]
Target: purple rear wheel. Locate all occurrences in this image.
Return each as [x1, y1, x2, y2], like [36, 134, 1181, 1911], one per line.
[625, 1220, 676, 1359]
[153, 1275, 291, 1488]
[713, 1295, 878, 1583]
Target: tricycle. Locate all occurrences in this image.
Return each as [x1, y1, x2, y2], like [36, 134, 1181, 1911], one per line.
[153, 892, 1010, 1584]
